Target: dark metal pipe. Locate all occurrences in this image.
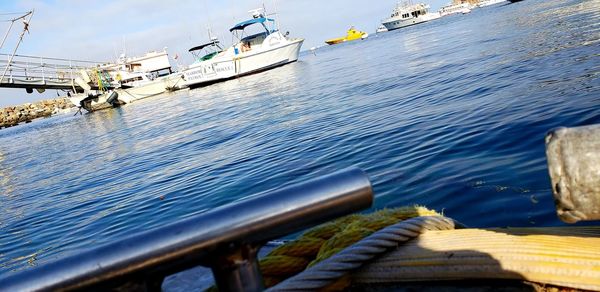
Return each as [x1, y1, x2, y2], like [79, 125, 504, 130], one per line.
[0, 167, 373, 291]
[546, 125, 600, 223]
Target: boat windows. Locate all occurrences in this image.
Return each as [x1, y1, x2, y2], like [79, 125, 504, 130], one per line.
[189, 40, 223, 63]
[200, 52, 219, 61]
[241, 32, 268, 47]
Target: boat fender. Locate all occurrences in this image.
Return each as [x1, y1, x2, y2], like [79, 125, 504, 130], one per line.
[79, 69, 91, 83]
[106, 91, 119, 106]
[546, 124, 600, 223]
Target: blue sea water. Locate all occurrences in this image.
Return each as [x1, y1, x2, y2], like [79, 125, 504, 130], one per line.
[0, 0, 598, 275]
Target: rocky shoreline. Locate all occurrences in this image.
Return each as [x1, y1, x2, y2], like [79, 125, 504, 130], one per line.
[0, 98, 76, 129]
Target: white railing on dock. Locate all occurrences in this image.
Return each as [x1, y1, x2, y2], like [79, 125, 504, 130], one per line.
[0, 53, 107, 90]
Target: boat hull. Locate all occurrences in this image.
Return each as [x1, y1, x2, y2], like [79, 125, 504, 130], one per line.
[383, 16, 430, 31]
[69, 73, 184, 112]
[325, 38, 346, 45]
[237, 39, 303, 76]
[118, 73, 184, 103]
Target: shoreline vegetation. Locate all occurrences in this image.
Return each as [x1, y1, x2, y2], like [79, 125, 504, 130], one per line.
[0, 97, 75, 129]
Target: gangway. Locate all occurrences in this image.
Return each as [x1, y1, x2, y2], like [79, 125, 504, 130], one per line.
[0, 53, 107, 92]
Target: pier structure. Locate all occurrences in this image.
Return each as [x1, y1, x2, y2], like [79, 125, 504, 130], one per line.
[0, 53, 107, 93]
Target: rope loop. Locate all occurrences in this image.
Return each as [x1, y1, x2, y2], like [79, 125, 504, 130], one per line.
[269, 216, 458, 291]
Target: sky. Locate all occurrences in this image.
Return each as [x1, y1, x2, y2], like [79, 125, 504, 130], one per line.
[0, 0, 450, 106]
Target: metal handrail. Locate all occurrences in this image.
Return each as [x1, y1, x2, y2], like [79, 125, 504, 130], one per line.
[0, 168, 373, 292]
[0, 53, 100, 90]
[0, 53, 105, 64]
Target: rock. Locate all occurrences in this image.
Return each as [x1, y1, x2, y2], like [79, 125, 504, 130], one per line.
[0, 96, 79, 130]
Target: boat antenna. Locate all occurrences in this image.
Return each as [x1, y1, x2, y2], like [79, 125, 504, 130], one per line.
[271, 0, 281, 31]
[0, 10, 34, 85]
[204, 0, 218, 43]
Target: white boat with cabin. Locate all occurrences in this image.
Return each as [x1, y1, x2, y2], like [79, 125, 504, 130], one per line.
[382, 2, 439, 31]
[71, 50, 185, 112]
[439, 2, 472, 16]
[376, 25, 388, 34]
[100, 50, 185, 92]
[477, 0, 507, 7]
[183, 8, 304, 88]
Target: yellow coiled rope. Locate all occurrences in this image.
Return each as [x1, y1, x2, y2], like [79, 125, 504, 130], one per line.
[259, 205, 442, 289]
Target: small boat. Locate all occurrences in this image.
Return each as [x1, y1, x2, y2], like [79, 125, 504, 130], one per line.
[439, 2, 473, 17]
[96, 50, 184, 90]
[70, 74, 184, 113]
[381, 2, 438, 31]
[376, 25, 388, 34]
[324, 26, 368, 45]
[182, 8, 304, 88]
[70, 50, 186, 113]
[507, 0, 524, 2]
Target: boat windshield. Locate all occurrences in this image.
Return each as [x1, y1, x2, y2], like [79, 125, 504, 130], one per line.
[241, 32, 269, 46]
[189, 41, 223, 63]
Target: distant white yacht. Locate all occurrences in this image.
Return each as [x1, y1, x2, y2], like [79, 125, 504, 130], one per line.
[382, 2, 439, 31]
[439, 2, 472, 17]
[376, 25, 388, 34]
[477, 0, 507, 7]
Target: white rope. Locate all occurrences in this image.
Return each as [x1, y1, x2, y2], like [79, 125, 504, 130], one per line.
[268, 216, 459, 291]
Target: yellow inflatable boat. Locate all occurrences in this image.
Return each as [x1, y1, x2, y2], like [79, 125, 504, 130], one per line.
[325, 26, 369, 45]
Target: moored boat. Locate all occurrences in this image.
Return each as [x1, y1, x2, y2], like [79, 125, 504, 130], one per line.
[382, 1, 439, 31]
[70, 75, 184, 113]
[376, 24, 388, 34]
[182, 8, 304, 89]
[72, 48, 186, 112]
[325, 26, 369, 45]
[439, 2, 473, 16]
[477, 0, 507, 7]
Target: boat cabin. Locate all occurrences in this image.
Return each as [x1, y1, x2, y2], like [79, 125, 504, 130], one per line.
[188, 38, 223, 64]
[391, 3, 429, 19]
